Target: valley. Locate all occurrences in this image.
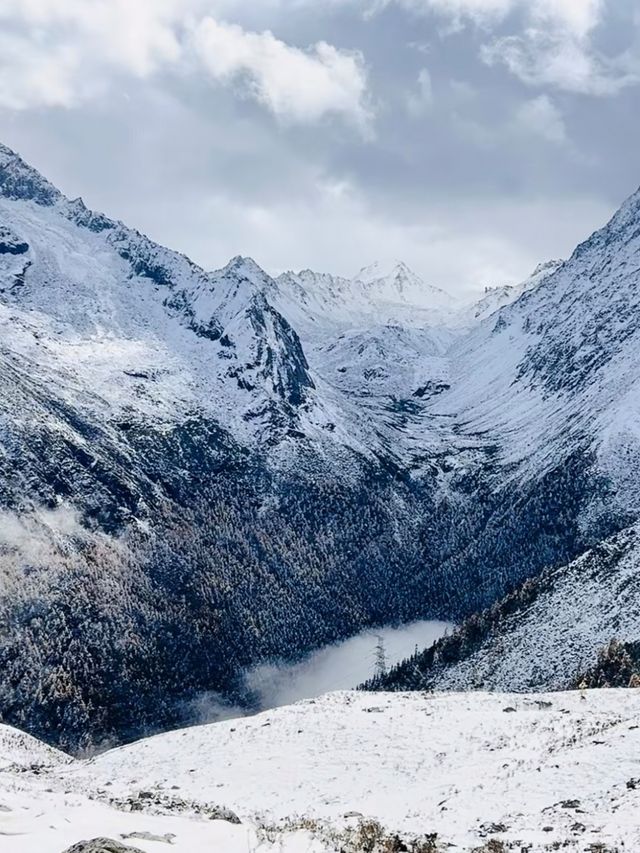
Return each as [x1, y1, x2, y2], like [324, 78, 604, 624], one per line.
[0, 141, 639, 758]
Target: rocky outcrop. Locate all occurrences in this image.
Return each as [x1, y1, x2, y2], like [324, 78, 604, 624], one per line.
[62, 839, 145, 853]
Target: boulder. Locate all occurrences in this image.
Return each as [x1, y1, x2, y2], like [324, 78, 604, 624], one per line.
[62, 839, 145, 853]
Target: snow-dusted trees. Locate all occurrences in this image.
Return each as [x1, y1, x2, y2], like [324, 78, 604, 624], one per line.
[0, 414, 622, 752]
[575, 640, 640, 689]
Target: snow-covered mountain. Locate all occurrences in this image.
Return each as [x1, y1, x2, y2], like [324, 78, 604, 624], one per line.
[275, 259, 457, 333]
[0, 143, 481, 751]
[2, 689, 640, 852]
[432, 524, 640, 693]
[440, 184, 640, 503]
[272, 259, 463, 460]
[463, 258, 563, 323]
[366, 183, 640, 692]
[1, 140, 640, 750]
[0, 142, 322, 448]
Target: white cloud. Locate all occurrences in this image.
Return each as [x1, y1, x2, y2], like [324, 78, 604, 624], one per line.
[0, 33, 83, 110]
[0, 0, 186, 108]
[0, 0, 371, 130]
[245, 620, 451, 710]
[529, 0, 603, 40]
[378, 0, 638, 95]
[192, 17, 371, 129]
[482, 27, 639, 95]
[387, 0, 603, 34]
[0, 505, 85, 578]
[515, 94, 566, 144]
[473, 0, 625, 96]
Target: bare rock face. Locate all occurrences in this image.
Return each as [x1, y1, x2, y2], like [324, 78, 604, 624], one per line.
[62, 839, 145, 853]
[0, 225, 29, 255]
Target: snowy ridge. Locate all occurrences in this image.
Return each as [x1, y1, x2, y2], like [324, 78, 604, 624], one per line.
[353, 259, 454, 310]
[0, 143, 323, 447]
[276, 259, 457, 333]
[2, 690, 640, 851]
[0, 142, 62, 206]
[463, 258, 563, 324]
[0, 141, 583, 470]
[0, 724, 69, 769]
[0, 143, 483, 463]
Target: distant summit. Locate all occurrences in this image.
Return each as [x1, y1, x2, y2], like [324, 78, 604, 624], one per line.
[353, 259, 455, 309]
[276, 259, 456, 331]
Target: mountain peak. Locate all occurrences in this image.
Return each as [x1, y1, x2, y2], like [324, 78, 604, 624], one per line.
[531, 259, 563, 279]
[0, 141, 61, 207]
[353, 259, 454, 309]
[225, 254, 263, 270]
[0, 141, 17, 164]
[355, 259, 415, 284]
[220, 255, 276, 293]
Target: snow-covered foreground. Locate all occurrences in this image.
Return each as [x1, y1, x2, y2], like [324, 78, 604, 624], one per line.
[2, 691, 640, 852]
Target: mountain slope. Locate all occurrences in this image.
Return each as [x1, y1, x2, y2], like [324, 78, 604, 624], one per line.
[3, 690, 640, 852]
[368, 185, 640, 691]
[440, 186, 640, 498]
[366, 524, 640, 693]
[463, 258, 563, 323]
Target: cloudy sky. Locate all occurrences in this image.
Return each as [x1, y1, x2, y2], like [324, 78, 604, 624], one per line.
[0, 0, 639, 294]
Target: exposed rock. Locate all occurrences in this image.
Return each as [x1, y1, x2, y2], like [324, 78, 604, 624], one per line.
[62, 839, 145, 853]
[121, 831, 175, 844]
[0, 226, 28, 255]
[108, 790, 241, 824]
